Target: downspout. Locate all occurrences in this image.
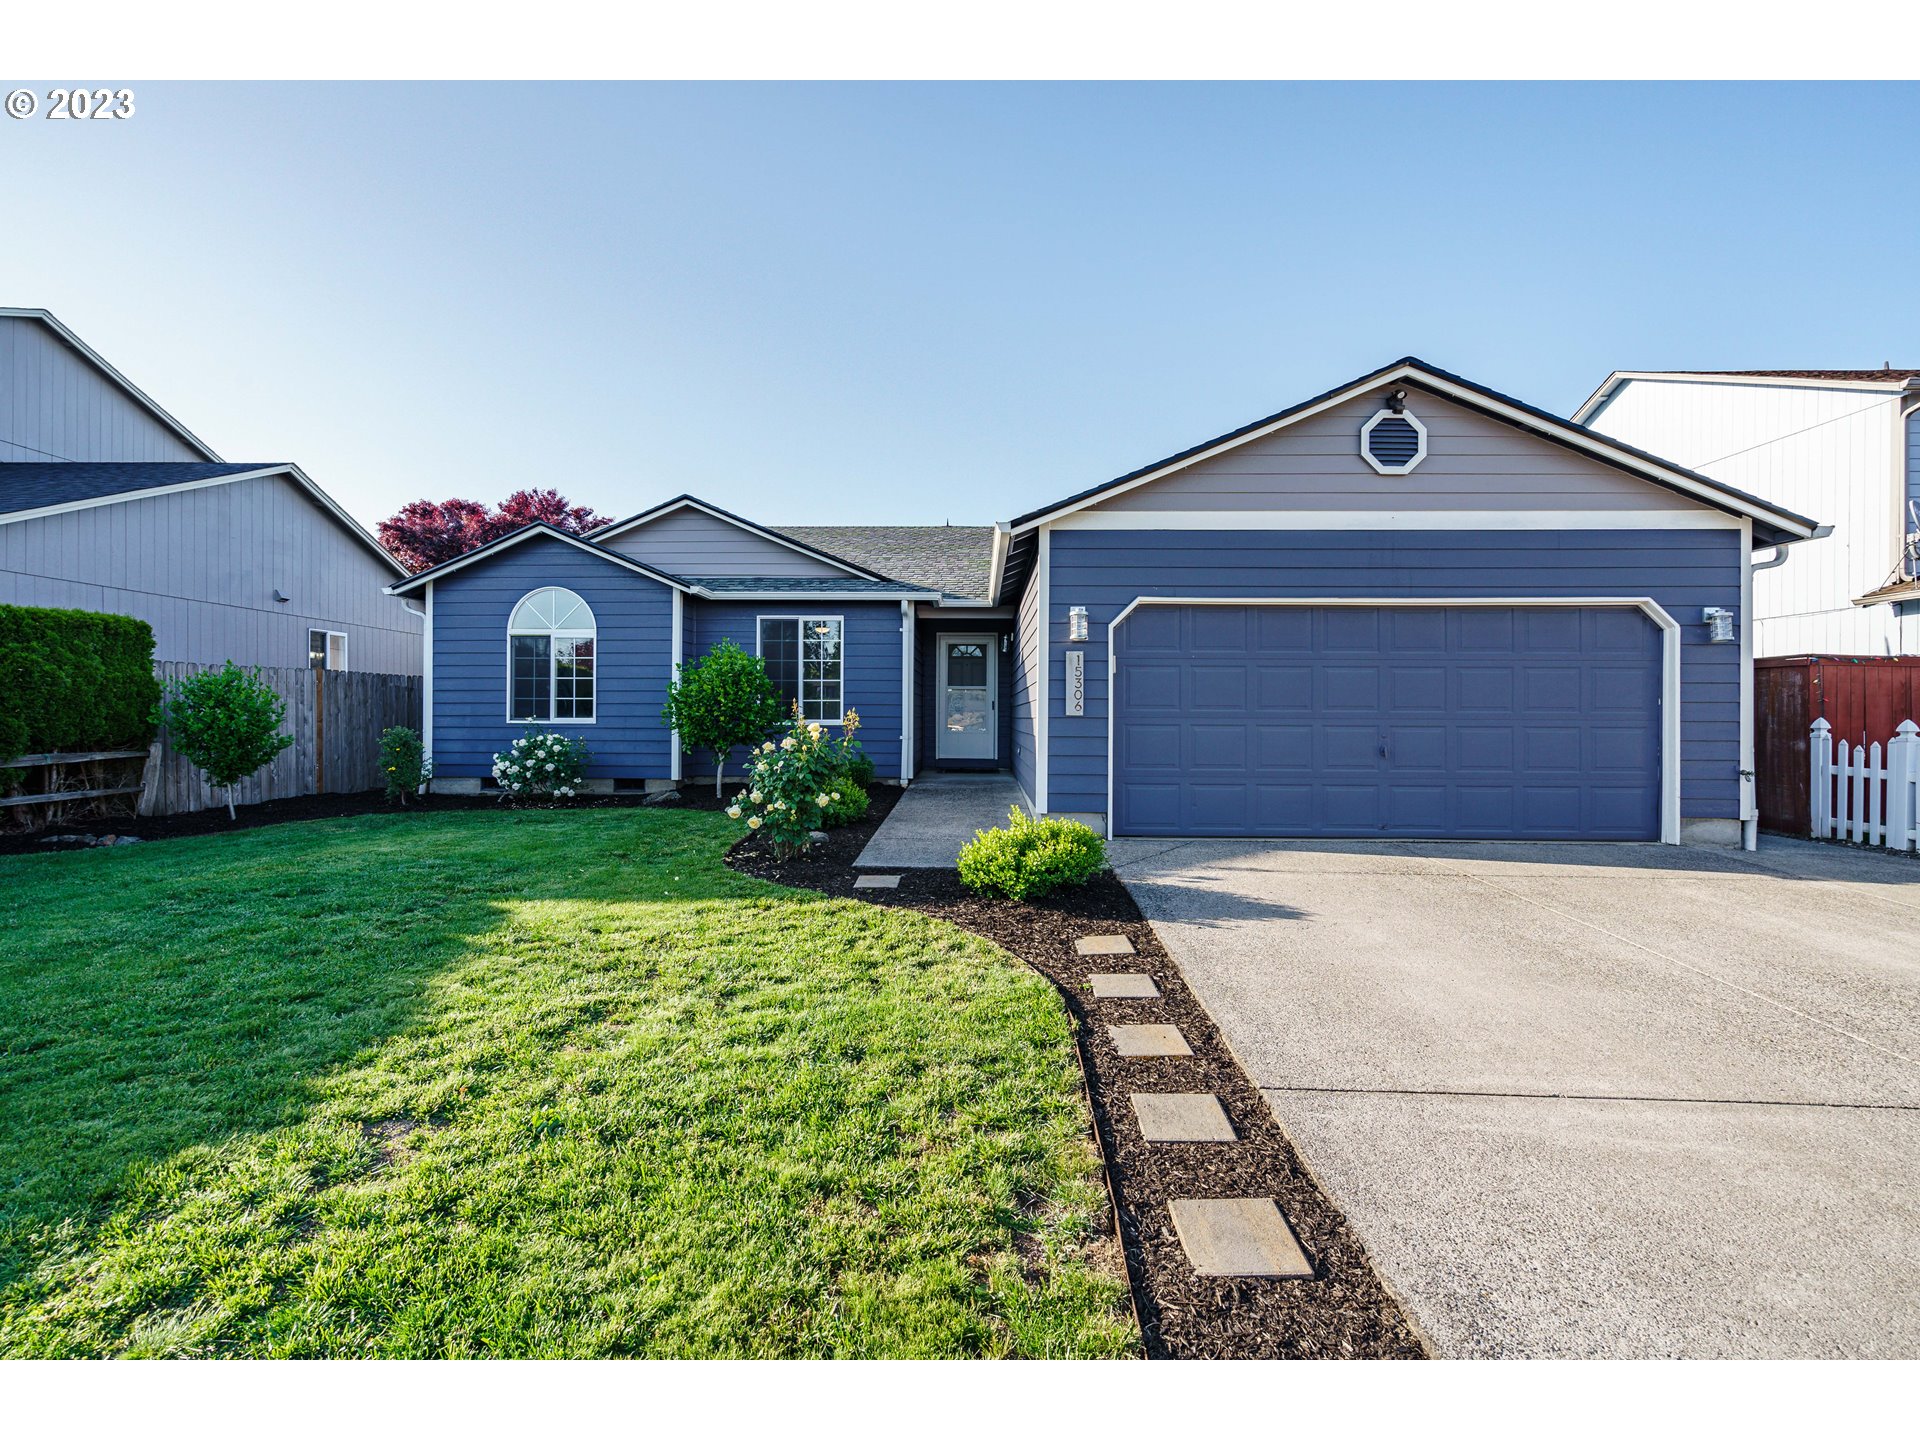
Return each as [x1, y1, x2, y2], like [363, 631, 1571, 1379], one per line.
[1745, 524, 1832, 849]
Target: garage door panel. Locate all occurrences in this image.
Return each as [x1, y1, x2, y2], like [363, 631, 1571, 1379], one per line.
[1114, 603, 1661, 839]
[1190, 665, 1248, 710]
[1323, 666, 1380, 710]
[1123, 662, 1183, 710]
[1188, 723, 1247, 770]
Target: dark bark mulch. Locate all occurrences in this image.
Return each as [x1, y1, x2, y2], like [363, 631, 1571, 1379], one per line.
[0, 783, 734, 857]
[731, 795, 1428, 1360]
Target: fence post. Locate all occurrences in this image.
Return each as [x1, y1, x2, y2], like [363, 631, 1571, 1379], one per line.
[1809, 718, 1831, 839]
[1888, 720, 1920, 854]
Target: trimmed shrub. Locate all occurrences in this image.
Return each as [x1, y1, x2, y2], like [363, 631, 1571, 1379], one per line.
[728, 713, 847, 856]
[0, 604, 159, 761]
[492, 728, 589, 800]
[379, 726, 433, 804]
[958, 806, 1107, 901]
[661, 639, 787, 796]
[153, 662, 294, 819]
[820, 780, 869, 829]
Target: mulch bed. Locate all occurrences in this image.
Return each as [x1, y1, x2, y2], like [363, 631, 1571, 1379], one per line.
[731, 790, 1428, 1360]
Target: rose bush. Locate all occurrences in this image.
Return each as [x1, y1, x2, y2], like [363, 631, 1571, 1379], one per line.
[492, 728, 590, 801]
[728, 712, 849, 856]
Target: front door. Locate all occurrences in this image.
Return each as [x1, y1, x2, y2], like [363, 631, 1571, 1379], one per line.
[935, 634, 997, 761]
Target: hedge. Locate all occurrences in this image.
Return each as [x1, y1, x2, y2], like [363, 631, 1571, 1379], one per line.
[0, 604, 161, 761]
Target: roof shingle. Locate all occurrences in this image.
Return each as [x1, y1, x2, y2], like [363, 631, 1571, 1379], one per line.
[778, 525, 995, 599]
[0, 462, 277, 517]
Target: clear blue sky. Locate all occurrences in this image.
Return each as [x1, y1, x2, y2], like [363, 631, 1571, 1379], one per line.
[5, 81, 1917, 530]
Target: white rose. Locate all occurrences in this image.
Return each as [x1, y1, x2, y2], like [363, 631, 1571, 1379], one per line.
[750, 791, 763, 803]
[747, 816, 761, 829]
[546, 763, 555, 771]
[781, 737, 795, 750]
[831, 792, 841, 801]
[816, 794, 830, 807]
[727, 805, 742, 819]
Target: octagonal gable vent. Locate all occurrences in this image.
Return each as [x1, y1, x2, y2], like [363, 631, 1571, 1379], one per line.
[1360, 407, 1428, 475]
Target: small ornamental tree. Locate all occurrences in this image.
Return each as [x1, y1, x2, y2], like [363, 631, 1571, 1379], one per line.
[153, 662, 293, 819]
[661, 639, 787, 796]
[378, 725, 433, 805]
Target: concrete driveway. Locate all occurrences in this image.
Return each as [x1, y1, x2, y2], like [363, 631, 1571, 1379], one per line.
[1111, 835, 1920, 1358]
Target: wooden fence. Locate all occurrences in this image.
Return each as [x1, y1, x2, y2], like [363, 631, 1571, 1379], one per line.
[142, 664, 423, 816]
[1809, 717, 1920, 851]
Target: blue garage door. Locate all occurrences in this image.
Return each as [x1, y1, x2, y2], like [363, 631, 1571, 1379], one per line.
[1113, 604, 1661, 840]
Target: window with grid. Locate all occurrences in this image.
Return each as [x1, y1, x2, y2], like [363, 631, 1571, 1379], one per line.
[757, 616, 843, 722]
[508, 587, 596, 722]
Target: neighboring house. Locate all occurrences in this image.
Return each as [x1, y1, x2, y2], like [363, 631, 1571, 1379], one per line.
[1575, 368, 1920, 657]
[400, 359, 1818, 849]
[0, 308, 420, 672]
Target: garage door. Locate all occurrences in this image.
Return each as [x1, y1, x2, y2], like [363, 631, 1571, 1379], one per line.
[1113, 604, 1662, 839]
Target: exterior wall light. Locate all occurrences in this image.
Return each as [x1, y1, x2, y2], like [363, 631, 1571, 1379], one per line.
[1702, 607, 1736, 643]
[1068, 605, 1089, 642]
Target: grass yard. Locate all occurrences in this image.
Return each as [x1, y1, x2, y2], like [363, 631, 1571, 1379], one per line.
[0, 807, 1135, 1358]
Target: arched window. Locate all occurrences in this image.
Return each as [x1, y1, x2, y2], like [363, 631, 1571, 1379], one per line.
[508, 587, 596, 722]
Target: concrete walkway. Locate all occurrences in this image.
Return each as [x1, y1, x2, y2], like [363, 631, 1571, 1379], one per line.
[854, 774, 1027, 868]
[1111, 834, 1920, 1358]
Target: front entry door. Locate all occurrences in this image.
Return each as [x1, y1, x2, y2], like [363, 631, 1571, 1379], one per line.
[936, 635, 997, 761]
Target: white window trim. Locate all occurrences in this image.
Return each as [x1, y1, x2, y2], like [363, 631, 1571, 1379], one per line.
[756, 614, 847, 726]
[506, 587, 598, 726]
[309, 628, 348, 671]
[1359, 408, 1429, 475]
[1098, 595, 1682, 846]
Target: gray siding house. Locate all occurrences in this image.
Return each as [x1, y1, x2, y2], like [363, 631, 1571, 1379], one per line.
[0, 309, 420, 672]
[399, 360, 1818, 848]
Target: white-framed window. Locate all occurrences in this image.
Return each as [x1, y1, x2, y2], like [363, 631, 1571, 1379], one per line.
[508, 587, 596, 723]
[308, 629, 348, 670]
[756, 615, 844, 723]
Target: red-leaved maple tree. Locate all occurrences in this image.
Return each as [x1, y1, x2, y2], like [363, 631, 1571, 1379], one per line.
[378, 489, 614, 573]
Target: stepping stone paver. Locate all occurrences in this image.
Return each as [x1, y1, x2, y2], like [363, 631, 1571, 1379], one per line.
[1108, 1023, 1192, 1057]
[1169, 1198, 1313, 1278]
[852, 874, 901, 889]
[1088, 972, 1159, 999]
[1130, 1092, 1237, 1142]
[1075, 934, 1135, 957]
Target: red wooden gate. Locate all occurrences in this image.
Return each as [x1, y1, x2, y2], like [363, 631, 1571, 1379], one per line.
[1757, 656, 1920, 834]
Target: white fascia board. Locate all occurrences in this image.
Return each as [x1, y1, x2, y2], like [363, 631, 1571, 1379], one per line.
[387, 525, 693, 596]
[588, 496, 887, 582]
[1574, 370, 1915, 424]
[1017, 362, 1817, 540]
[985, 521, 1011, 604]
[0, 461, 409, 578]
[1050, 510, 1743, 532]
[0, 308, 221, 461]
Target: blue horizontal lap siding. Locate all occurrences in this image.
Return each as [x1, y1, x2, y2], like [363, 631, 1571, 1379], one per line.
[1045, 528, 1745, 823]
[684, 600, 904, 782]
[431, 536, 674, 779]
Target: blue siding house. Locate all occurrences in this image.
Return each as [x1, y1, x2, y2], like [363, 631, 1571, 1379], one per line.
[396, 360, 1819, 848]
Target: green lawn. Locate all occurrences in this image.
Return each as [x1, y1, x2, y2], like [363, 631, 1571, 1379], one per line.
[0, 807, 1134, 1358]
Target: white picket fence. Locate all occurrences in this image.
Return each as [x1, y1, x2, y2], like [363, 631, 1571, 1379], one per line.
[1810, 717, 1920, 851]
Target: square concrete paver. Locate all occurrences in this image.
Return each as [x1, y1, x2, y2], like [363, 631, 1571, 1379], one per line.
[1169, 1198, 1313, 1277]
[852, 874, 900, 889]
[1131, 1092, 1237, 1142]
[1108, 1023, 1192, 1057]
[1089, 973, 1159, 999]
[1075, 934, 1135, 957]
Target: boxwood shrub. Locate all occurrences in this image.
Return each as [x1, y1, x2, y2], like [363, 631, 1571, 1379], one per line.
[957, 805, 1107, 901]
[0, 605, 160, 761]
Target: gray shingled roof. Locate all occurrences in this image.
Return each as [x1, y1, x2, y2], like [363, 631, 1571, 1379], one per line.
[0, 462, 275, 517]
[1673, 369, 1920, 382]
[779, 525, 995, 599]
